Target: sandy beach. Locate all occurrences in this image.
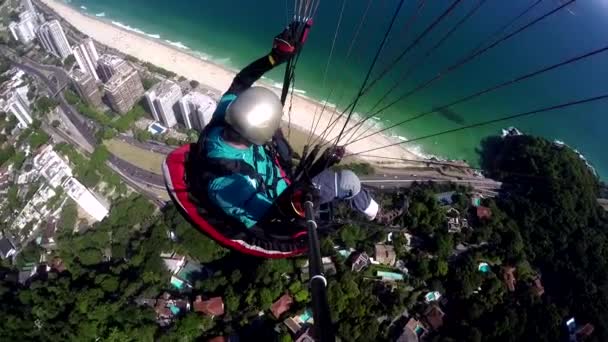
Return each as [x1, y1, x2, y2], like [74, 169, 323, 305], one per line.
[40, 0, 422, 165]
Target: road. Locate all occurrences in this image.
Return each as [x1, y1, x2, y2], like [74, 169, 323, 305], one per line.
[117, 134, 174, 155]
[360, 171, 502, 195]
[9, 54, 167, 205]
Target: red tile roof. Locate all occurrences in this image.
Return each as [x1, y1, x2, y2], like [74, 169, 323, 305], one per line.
[423, 305, 445, 331]
[270, 294, 293, 319]
[576, 323, 595, 339]
[207, 337, 227, 342]
[503, 266, 517, 292]
[532, 276, 545, 297]
[194, 296, 224, 317]
[476, 206, 492, 220]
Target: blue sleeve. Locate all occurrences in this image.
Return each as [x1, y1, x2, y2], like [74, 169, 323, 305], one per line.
[211, 94, 237, 123]
[207, 174, 274, 229]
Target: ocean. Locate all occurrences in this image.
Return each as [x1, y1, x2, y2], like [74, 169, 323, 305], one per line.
[63, 0, 608, 179]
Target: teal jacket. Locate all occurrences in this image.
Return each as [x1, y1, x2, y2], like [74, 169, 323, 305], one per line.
[205, 94, 289, 228]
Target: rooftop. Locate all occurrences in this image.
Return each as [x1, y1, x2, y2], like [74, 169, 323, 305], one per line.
[503, 266, 517, 292]
[193, 296, 224, 317]
[105, 66, 138, 90]
[270, 294, 293, 319]
[148, 79, 181, 98]
[476, 206, 492, 220]
[283, 317, 302, 334]
[374, 244, 396, 266]
[423, 305, 445, 331]
[70, 69, 94, 83]
[0, 238, 16, 259]
[98, 54, 128, 70]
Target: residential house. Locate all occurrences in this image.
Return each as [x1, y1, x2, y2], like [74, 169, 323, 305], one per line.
[301, 257, 336, 280]
[162, 254, 186, 274]
[18, 263, 38, 284]
[283, 317, 303, 335]
[193, 295, 224, 318]
[154, 292, 191, 327]
[374, 244, 396, 266]
[0, 169, 11, 195]
[295, 328, 315, 342]
[395, 260, 409, 275]
[50, 257, 66, 273]
[423, 305, 445, 331]
[503, 266, 517, 292]
[351, 252, 370, 272]
[476, 206, 492, 220]
[163, 253, 208, 290]
[0, 238, 16, 259]
[531, 275, 545, 297]
[446, 208, 468, 233]
[576, 323, 595, 340]
[424, 291, 442, 304]
[38, 221, 58, 251]
[397, 318, 427, 342]
[271, 293, 294, 319]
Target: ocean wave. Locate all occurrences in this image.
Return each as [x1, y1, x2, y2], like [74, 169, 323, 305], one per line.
[95, 12, 105, 17]
[80, 5, 87, 10]
[193, 51, 211, 61]
[111, 21, 161, 40]
[320, 100, 336, 108]
[164, 39, 190, 50]
[268, 81, 306, 95]
[214, 57, 232, 65]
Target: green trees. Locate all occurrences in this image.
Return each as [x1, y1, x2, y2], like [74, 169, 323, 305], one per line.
[436, 135, 608, 341]
[64, 55, 76, 68]
[142, 77, 159, 91]
[64, 89, 80, 105]
[27, 129, 50, 149]
[35, 96, 59, 114]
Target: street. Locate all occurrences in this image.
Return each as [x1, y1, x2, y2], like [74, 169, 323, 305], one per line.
[9, 54, 168, 205]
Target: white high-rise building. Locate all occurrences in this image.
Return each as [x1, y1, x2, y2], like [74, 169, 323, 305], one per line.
[178, 92, 217, 131]
[33, 146, 109, 222]
[104, 64, 144, 114]
[8, 11, 38, 43]
[37, 20, 72, 59]
[97, 54, 129, 83]
[73, 38, 100, 81]
[23, 0, 36, 14]
[1, 92, 33, 128]
[145, 80, 182, 127]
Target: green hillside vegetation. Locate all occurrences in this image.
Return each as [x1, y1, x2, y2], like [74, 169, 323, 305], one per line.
[0, 135, 606, 341]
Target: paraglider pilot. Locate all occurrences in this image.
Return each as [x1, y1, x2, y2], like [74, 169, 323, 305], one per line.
[187, 21, 404, 233]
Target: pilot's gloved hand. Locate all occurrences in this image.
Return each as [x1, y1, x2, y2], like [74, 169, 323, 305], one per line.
[270, 19, 313, 65]
[289, 181, 321, 218]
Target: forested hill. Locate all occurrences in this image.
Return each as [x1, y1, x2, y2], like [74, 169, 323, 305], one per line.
[0, 134, 606, 341]
[448, 135, 607, 341]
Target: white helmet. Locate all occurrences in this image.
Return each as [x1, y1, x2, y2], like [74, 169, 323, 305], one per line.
[225, 87, 283, 145]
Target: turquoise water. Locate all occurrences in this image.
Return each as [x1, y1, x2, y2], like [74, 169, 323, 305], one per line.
[66, 0, 607, 178]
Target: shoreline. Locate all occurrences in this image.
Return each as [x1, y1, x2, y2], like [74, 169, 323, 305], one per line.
[40, 0, 427, 166]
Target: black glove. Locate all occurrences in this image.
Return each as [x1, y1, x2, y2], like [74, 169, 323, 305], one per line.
[290, 182, 321, 218]
[271, 20, 313, 65]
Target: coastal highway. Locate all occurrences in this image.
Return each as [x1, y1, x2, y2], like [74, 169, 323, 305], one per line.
[117, 134, 175, 155]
